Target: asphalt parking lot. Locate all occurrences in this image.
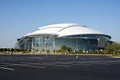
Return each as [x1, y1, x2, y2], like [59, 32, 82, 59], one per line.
[0, 55, 120, 80]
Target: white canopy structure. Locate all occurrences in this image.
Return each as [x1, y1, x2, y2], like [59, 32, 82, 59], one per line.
[26, 23, 111, 38]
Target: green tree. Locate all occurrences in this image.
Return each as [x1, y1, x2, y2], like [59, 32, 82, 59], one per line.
[60, 45, 67, 54]
[42, 49, 44, 52]
[53, 49, 56, 53]
[60, 45, 73, 54]
[46, 49, 50, 54]
[67, 47, 73, 54]
[105, 42, 120, 54]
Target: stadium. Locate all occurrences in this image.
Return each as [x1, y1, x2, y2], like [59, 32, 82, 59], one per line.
[17, 23, 111, 52]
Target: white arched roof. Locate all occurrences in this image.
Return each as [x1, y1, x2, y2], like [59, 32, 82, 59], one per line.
[26, 23, 111, 38]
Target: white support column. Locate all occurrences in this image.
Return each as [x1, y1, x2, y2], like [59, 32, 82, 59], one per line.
[31, 38, 34, 53]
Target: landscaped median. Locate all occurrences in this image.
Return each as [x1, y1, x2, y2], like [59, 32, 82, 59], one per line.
[0, 52, 113, 57]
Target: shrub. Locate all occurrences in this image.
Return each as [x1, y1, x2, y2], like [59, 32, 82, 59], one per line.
[105, 42, 120, 54]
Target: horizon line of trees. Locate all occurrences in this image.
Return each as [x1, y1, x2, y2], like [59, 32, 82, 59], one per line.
[0, 48, 29, 53]
[0, 42, 120, 55]
[59, 42, 120, 54]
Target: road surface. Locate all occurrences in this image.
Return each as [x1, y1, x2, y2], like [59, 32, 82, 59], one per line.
[0, 55, 120, 80]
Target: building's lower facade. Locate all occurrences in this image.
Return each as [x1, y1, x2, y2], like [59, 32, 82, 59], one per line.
[17, 23, 111, 52]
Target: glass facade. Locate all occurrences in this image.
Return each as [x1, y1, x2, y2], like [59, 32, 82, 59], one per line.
[55, 38, 98, 50]
[17, 34, 110, 51]
[31, 36, 55, 48]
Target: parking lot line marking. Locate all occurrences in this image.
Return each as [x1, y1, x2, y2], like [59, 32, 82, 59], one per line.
[55, 64, 70, 67]
[4, 63, 46, 69]
[0, 66, 15, 71]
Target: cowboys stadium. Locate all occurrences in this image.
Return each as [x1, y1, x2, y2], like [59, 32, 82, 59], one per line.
[17, 23, 111, 52]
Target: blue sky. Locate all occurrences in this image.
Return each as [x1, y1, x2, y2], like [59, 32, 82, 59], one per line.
[0, 0, 120, 48]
